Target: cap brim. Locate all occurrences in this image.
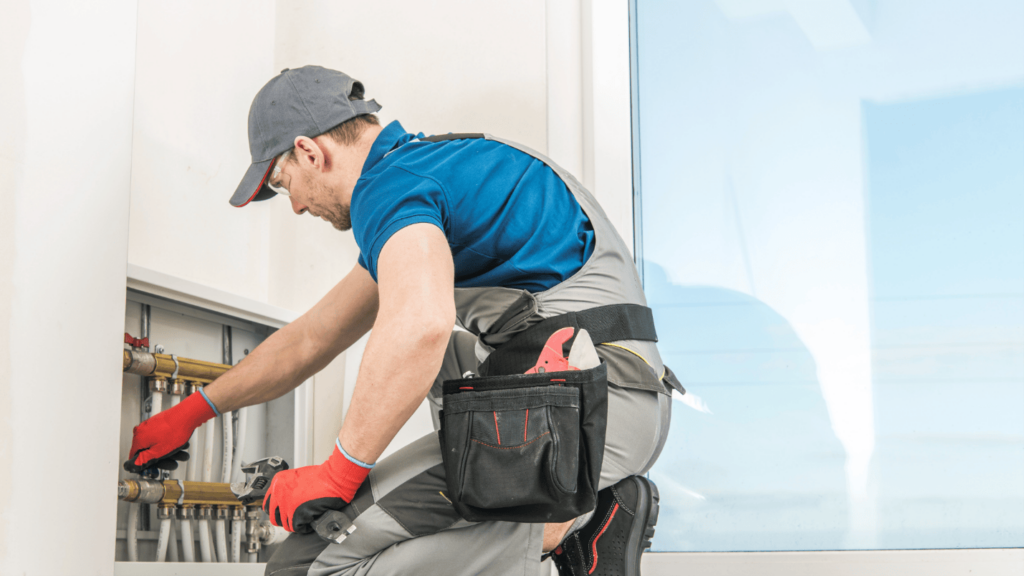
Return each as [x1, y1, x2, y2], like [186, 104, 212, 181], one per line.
[230, 158, 276, 207]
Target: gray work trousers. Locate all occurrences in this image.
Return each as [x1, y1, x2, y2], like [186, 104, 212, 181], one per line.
[265, 331, 671, 576]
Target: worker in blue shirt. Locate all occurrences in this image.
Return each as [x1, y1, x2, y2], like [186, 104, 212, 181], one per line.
[126, 66, 678, 576]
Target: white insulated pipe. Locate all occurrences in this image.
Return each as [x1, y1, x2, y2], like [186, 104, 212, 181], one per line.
[150, 390, 164, 417]
[202, 419, 218, 560]
[222, 411, 233, 484]
[166, 393, 183, 563]
[215, 519, 229, 563]
[167, 522, 180, 562]
[198, 517, 213, 562]
[247, 552, 258, 563]
[202, 420, 215, 482]
[233, 407, 248, 483]
[231, 519, 243, 563]
[221, 325, 234, 485]
[155, 518, 172, 562]
[180, 519, 196, 562]
[126, 502, 140, 562]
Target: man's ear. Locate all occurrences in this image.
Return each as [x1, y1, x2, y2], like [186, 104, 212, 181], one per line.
[293, 136, 325, 171]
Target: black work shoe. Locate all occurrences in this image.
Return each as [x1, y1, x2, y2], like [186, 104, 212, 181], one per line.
[551, 476, 660, 576]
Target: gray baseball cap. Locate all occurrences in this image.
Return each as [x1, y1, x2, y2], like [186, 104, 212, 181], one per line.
[230, 66, 382, 207]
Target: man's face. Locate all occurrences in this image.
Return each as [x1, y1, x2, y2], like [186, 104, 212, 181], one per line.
[271, 151, 352, 232]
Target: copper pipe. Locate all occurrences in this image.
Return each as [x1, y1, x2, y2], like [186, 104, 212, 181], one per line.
[118, 479, 243, 507]
[123, 350, 231, 384]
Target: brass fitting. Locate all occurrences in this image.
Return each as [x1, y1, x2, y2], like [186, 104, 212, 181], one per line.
[124, 350, 231, 384]
[157, 504, 174, 520]
[149, 377, 168, 394]
[169, 378, 186, 396]
[177, 505, 194, 520]
[117, 479, 242, 507]
[118, 478, 164, 503]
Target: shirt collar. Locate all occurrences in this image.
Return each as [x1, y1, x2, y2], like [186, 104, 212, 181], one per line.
[360, 120, 415, 176]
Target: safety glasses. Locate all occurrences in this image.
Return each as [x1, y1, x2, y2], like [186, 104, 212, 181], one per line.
[267, 149, 293, 197]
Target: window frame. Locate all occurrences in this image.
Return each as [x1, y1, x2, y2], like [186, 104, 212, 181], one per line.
[593, 0, 1024, 572]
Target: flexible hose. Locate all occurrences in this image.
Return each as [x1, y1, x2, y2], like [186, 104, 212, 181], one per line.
[231, 519, 243, 562]
[201, 419, 217, 560]
[221, 411, 233, 484]
[215, 519, 229, 563]
[233, 407, 248, 483]
[202, 420, 215, 482]
[197, 518, 213, 562]
[126, 503, 140, 561]
[150, 391, 164, 416]
[180, 518, 195, 562]
[247, 552, 258, 563]
[155, 517, 172, 562]
[167, 519, 179, 562]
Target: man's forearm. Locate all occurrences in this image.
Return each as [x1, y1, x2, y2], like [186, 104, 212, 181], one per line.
[202, 322, 327, 412]
[337, 310, 452, 465]
[204, 265, 379, 413]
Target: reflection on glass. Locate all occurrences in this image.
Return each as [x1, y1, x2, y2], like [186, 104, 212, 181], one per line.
[636, 0, 1024, 551]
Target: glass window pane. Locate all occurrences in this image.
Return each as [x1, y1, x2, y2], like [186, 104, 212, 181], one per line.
[635, 0, 1024, 552]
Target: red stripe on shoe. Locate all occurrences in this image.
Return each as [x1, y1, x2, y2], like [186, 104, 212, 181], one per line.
[588, 503, 620, 575]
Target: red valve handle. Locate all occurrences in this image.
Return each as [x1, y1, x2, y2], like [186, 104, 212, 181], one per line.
[124, 332, 150, 349]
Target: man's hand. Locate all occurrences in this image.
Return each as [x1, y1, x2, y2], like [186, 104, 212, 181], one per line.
[263, 442, 371, 533]
[124, 391, 217, 473]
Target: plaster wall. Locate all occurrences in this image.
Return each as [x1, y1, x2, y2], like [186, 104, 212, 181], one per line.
[0, 1, 139, 573]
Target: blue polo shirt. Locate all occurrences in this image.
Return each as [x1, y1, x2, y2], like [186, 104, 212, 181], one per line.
[352, 121, 595, 293]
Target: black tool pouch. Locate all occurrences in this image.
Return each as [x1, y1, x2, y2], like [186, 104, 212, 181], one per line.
[438, 362, 608, 523]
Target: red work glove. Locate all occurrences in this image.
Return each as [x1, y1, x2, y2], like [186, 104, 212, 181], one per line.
[263, 441, 371, 533]
[124, 390, 217, 473]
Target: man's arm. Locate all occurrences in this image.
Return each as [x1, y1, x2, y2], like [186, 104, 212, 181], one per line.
[338, 223, 455, 464]
[204, 263, 380, 412]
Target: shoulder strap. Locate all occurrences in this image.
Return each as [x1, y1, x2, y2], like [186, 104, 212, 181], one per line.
[419, 133, 486, 143]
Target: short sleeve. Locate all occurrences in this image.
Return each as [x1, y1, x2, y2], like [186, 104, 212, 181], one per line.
[350, 168, 449, 282]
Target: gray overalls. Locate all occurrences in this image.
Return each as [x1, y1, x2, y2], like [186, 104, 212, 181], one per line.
[266, 135, 674, 576]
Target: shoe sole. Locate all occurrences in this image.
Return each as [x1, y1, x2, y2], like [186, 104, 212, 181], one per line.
[624, 476, 660, 576]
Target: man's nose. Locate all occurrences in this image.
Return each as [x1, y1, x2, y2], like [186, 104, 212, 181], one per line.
[290, 197, 308, 215]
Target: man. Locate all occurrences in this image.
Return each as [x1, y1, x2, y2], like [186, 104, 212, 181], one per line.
[126, 66, 676, 576]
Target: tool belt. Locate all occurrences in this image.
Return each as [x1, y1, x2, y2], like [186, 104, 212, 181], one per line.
[438, 303, 675, 523]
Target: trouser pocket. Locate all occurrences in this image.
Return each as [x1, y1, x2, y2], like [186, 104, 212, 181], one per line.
[439, 363, 608, 523]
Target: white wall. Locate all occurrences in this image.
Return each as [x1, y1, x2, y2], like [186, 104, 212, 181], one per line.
[127, 0, 278, 305]
[0, 1, 139, 574]
[128, 0, 550, 317]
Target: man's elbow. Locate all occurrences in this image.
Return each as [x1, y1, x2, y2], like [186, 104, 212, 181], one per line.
[390, 300, 453, 347]
[414, 309, 455, 349]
